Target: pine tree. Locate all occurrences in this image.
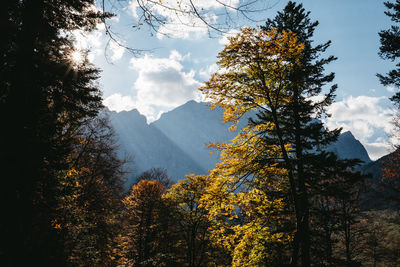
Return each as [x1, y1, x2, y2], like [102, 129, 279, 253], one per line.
[378, 1, 400, 210]
[378, 0, 400, 103]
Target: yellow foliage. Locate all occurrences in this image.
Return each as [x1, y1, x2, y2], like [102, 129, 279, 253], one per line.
[199, 27, 304, 125]
[198, 26, 299, 265]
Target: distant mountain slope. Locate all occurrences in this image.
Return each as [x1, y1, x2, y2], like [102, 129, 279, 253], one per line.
[359, 152, 399, 210]
[361, 153, 387, 180]
[109, 100, 374, 184]
[152, 100, 250, 173]
[109, 109, 205, 184]
[327, 131, 371, 164]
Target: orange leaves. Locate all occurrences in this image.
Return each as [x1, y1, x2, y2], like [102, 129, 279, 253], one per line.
[383, 149, 400, 180]
[123, 180, 164, 211]
[66, 168, 79, 177]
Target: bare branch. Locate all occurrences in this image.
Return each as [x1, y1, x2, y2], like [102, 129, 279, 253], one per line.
[99, 0, 275, 56]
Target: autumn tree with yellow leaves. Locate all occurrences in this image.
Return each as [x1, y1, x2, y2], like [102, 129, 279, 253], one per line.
[201, 125, 293, 266]
[165, 174, 229, 266]
[115, 179, 181, 266]
[200, 2, 365, 265]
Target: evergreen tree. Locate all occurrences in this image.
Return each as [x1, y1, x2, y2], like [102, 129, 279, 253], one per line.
[260, 6, 338, 264]
[378, 0, 400, 103]
[0, 1, 114, 265]
[378, 0, 400, 210]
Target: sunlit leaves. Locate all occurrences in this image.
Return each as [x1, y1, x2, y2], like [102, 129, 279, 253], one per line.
[200, 27, 304, 125]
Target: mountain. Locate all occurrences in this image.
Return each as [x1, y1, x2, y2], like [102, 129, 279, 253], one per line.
[152, 100, 251, 173]
[109, 100, 373, 184]
[109, 108, 205, 183]
[359, 152, 400, 209]
[327, 131, 371, 164]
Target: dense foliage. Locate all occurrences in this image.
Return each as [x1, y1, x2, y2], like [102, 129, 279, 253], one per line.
[0, 1, 123, 266]
[200, 2, 369, 265]
[1, 0, 398, 266]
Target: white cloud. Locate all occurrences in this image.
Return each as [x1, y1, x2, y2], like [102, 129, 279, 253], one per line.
[129, 50, 202, 121]
[73, 29, 103, 51]
[169, 50, 190, 61]
[103, 94, 136, 112]
[70, 15, 123, 63]
[364, 142, 392, 161]
[387, 86, 395, 93]
[325, 95, 395, 160]
[157, 12, 218, 39]
[127, 0, 240, 39]
[199, 63, 218, 79]
[109, 41, 125, 62]
[127, 0, 139, 18]
[218, 29, 240, 46]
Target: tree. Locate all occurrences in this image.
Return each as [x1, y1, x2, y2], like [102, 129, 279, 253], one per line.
[201, 125, 293, 266]
[200, 2, 347, 265]
[116, 179, 179, 266]
[100, 0, 274, 54]
[165, 174, 222, 267]
[135, 167, 173, 189]
[0, 1, 113, 265]
[378, 0, 400, 102]
[309, 155, 365, 265]
[55, 116, 126, 266]
[352, 210, 400, 266]
[378, 0, 400, 210]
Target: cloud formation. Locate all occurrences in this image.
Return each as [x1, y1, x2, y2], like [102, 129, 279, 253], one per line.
[108, 40, 125, 62]
[386, 86, 395, 93]
[103, 94, 136, 112]
[325, 95, 395, 160]
[199, 63, 218, 79]
[127, 50, 202, 121]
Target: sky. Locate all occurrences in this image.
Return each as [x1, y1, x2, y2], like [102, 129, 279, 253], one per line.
[73, 0, 398, 160]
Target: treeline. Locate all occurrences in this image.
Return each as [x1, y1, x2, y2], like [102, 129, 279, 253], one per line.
[111, 171, 400, 266]
[1, 0, 400, 266]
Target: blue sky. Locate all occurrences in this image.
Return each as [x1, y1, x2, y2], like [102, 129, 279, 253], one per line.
[73, 0, 398, 160]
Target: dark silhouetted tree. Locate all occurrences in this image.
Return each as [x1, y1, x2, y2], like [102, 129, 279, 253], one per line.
[378, 0, 400, 211]
[55, 116, 126, 266]
[0, 1, 114, 265]
[378, 0, 400, 102]
[135, 167, 173, 189]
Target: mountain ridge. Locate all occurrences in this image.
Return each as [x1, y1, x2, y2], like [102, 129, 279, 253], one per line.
[109, 101, 375, 184]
